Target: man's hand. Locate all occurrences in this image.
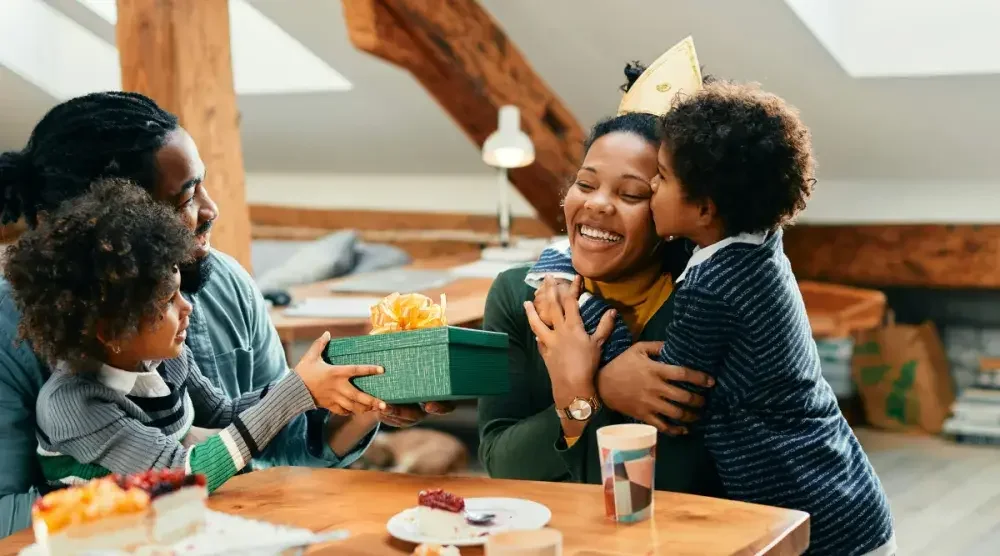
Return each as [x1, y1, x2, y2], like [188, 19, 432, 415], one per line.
[378, 402, 456, 428]
[597, 341, 715, 435]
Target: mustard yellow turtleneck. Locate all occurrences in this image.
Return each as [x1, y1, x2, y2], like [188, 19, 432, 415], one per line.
[583, 263, 675, 336]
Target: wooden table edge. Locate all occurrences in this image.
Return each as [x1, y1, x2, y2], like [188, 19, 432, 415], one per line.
[734, 509, 810, 556]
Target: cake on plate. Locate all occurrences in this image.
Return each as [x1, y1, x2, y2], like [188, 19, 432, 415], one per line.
[31, 469, 207, 555]
[412, 543, 460, 556]
[120, 468, 208, 543]
[415, 489, 473, 540]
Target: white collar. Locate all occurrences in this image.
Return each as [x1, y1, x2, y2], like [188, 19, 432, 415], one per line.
[56, 360, 164, 395]
[675, 232, 767, 283]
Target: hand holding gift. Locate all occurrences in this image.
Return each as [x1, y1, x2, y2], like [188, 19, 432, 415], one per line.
[295, 332, 387, 415]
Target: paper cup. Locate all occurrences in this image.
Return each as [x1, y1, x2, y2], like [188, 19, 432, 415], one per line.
[596, 423, 657, 523]
[485, 528, 563, 556]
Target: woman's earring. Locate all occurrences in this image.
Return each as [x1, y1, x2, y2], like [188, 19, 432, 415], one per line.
[112, 344, 121, 354]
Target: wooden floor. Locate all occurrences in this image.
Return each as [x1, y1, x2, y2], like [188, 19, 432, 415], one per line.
[857, 428, 1000, 555]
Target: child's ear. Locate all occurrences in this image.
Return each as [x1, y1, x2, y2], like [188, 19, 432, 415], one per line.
[697, 198, 717, 226]
[95, 322, 113, 351]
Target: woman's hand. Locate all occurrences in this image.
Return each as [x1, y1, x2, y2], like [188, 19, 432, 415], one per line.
[525, 276, 616, 394]
[294, 332, 387, 416]
[597, 341, 715, 435]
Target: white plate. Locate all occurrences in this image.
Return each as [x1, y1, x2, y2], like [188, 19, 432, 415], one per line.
[386, 497, 551, 547]
[18, 511, 340, 555]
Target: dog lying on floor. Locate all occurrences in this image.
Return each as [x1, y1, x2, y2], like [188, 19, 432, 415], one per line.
[350, 429, 469, 475]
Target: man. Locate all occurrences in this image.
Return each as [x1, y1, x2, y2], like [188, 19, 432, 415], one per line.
[0, 91, 450, 536]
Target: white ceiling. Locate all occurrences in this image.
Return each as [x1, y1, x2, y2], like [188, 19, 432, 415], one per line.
[2, 0, 1000, 182]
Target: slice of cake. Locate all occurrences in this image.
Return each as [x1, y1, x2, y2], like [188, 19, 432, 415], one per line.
[31, 469, 208, 555]
[32, 477, 151, 555]
[415, 489, 473, 540]
[121, 469, 208, 543]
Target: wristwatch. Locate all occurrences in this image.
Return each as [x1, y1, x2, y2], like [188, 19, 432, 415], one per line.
[556, 395, 602, 421]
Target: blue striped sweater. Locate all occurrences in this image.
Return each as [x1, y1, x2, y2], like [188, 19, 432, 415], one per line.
[527, 230, 894, 556]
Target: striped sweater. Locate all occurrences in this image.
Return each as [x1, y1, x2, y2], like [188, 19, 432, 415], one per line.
[35, 346, 315, 493]
[526, 230, 894, 556]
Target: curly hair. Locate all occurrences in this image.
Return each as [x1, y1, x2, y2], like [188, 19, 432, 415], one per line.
[583, 60, 717, 153]
[0, 92, 178, 227]
[3, 178, 195, 368]
[660, 80, 815, 235]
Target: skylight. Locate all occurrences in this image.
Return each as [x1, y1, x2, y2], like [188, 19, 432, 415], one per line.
[77, 0, 352, 94]
[0, 0, 351, 101]
[0, 0, 120, 99]
[785, 0, 1000, 78]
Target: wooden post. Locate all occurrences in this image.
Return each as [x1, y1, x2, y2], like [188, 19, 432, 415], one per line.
[342, 0, 584, 233]
[116, 0, 252, 270]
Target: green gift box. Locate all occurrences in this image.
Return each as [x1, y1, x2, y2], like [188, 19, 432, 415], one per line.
[323, 326, 510, 404]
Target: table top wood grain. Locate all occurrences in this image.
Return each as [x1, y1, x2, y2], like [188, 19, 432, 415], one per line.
[269, 256, 493, 344]
[0, 468, 810, 555]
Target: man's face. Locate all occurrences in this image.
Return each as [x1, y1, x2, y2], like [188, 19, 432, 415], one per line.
[151, 128, 217, 260]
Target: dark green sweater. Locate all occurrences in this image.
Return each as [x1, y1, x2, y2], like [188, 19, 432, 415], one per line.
[477, 265, 723, 496]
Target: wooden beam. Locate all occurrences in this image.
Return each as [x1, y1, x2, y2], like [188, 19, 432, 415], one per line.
[341, 0, 583, 232]
[248, 205, 551, 237]
[784, 224, 1000, 289]
[116, 0, 252, 270]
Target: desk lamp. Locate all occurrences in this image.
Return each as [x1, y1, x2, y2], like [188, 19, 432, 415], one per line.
[482, 105, 535, 248]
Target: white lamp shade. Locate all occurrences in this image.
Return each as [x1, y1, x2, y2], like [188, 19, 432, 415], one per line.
[482, 105, 535, 169]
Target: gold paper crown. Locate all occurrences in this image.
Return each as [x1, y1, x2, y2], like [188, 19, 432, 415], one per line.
[617, 36, 703, 117]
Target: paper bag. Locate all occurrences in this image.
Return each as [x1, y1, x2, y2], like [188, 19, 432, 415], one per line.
[851, 320, 954, 434]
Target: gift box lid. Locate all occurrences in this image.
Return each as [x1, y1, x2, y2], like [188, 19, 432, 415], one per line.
[325, 326, 507, 356]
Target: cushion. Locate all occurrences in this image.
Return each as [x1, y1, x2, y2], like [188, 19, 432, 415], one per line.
[255, 231, 359, 291]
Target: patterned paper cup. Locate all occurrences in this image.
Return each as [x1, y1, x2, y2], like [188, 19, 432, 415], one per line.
[596, 424, 657, 523]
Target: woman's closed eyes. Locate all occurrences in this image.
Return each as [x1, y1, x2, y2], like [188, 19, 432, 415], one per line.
[573, 181, 651, 204]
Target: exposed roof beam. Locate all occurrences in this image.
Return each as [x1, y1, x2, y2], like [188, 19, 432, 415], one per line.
[341, 0, 585, 232]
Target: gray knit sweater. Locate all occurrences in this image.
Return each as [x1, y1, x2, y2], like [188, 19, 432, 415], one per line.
[35, 346, 315, 491]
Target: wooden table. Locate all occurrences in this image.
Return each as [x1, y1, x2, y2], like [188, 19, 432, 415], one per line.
[0, 469, 809, 555]
[270, 255, 493, 345]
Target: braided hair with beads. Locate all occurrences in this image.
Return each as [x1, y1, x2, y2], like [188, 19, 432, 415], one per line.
[0, 91, 179, 226]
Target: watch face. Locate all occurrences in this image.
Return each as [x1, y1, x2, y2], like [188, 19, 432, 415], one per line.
[568, 398, 593, 420]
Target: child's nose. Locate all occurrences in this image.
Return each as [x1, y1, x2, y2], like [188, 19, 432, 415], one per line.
[179, 296, 193, 317]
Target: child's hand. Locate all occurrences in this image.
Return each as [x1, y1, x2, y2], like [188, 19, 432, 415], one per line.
[295, 332, 387, 416]
[525, 276, 616, 391]
[532, 275, 576, 327]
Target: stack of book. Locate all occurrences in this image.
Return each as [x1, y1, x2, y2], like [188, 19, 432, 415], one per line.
[943, 357, 1000, 446]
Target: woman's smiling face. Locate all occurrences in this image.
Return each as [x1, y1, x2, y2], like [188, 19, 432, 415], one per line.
[563, 132, 661, 281]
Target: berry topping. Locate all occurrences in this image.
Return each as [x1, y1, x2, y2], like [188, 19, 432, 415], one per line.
[417, 489, 465, 513]
[113, 469, 204, 498]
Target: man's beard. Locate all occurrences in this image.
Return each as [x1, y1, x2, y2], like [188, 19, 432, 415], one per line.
[180, 253, 215, 294]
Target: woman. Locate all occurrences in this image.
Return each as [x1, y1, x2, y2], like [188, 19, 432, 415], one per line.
[477, 106, 721, 494]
